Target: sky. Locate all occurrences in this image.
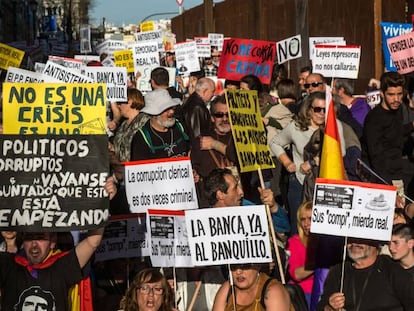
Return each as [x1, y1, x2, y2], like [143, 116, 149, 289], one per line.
[90, 0, 209, 26]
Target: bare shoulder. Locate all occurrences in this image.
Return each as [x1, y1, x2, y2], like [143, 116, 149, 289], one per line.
[264, 280, 291, 311]
[212, 281, 231, 311]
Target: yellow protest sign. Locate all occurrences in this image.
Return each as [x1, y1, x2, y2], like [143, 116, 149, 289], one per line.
[2, 83, 107, 135]
[226, 89, 275, 173]
[114, 49, 134, 73]
[140, 21, 155, 32]
[0, 43, 25, 70]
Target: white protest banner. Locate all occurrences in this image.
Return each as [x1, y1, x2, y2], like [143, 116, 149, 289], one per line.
[80, 24, 92, 54]
[194, 36, 211, 58]
[147, 209, 192, 268]
[48, 55, 85, 71]
[387, 31, 414, 74]
[165, 67, 177, 87]
[74, 54, 100, 63]
[34, 62, 45, 73]
[312, 45, 361, 79]
[185, 205, 272, 266]
[174, 41, 200, 76]
[309, 37, 345, 61]
[96, 40, 126, 59]
[311, 178, 396, 241]
[95, 213, 149, 262]
[381, 22, 412, 72]
[277, 34, 302, 64]
[83, 66, 127, 102]
[366, 90, 381, 109]
[132, 41, 160, 92]
[113, 49, 134, 73]
[125, 157, 198, 213]
[208, 33, 224, 51]
[136, 29, 164, 52]
[6, 67, 45, 83]
[42, 61, 93, 83]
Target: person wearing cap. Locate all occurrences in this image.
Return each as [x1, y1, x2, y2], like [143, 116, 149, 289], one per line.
[130, 89, 190, 161]
[317, 237, 414, 311]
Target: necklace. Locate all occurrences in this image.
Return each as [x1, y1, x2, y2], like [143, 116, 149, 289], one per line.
[150, 125, 177, 157]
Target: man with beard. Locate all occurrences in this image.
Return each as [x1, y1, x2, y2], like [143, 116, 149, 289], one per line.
[130, 89, 190, 160]
[190, 95, 238, 207]
[362, 71, 414, 185]
[317, 238, 414, 311]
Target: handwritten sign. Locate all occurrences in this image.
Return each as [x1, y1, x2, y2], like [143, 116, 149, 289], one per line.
[217, 38, 276, 85]
[0, 135, 109, 231]
[387, 31, 414, 74]
[277, 34, 302, 64]
[366, 90, 381, 109]
[0, 43, 25, 70]
[311, 178, 396, 241]
[140, 21, 155, 32]
[194, 36, 211, 58]
[381, 22, 412, 72]
[2, 83, 107, 135]
[83, 66, 127, 102]
[132, 41, 160, 91]
[114, 49, 134, 73]
[6, 67, 45, 83]
[185, 205, 272, 266]
[312, 45, 361, 78]
[125, 157, 198, 213]
[95, 213, 149, 262]
[208, 33, 224, 51]
[136, 29, 164, 52]
[148, 209, 192, 267]
[226, 89, 274, 173]
[48, 55, 85, 71]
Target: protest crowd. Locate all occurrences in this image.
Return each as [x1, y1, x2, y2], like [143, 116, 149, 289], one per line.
[1, 16, 414, 311]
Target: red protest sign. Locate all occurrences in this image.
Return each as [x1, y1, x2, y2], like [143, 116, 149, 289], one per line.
[217, 38, 276, 85]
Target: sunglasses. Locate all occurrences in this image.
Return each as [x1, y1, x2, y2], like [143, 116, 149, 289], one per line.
[304, 82, 323, 89]
[213, 112, 229, 118]
[312, 106, 326, 113]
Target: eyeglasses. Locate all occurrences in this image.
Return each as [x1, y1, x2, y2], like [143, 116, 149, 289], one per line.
[139, 285, 164, 295]
[213, 112, 229, 118]
[311, 106, 326, 113]
[304, 82, 323, 89]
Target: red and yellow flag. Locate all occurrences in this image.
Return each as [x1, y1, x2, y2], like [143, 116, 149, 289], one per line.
[319, 90, 345, 180]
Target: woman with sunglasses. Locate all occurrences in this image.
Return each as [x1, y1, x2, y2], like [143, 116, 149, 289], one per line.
[212, 263, 291, 311]
[119, 268, 176, 311]
[269, 92, 326, 235]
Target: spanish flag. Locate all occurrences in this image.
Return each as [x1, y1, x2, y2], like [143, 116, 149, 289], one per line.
[319, 89, 345, 180]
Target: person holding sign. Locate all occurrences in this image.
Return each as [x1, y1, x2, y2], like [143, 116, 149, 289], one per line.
[270, 92, 326, 234]
[212, 263, 291, 311]
[119, 268, 176, 311]
[317, 238, 414, 311]
[130, 89, 190, 161]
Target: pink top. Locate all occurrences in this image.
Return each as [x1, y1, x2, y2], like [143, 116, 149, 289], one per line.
[287, 234, 314, 294]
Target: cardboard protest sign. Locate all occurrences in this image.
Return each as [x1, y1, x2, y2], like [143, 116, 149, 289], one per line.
[140, 21, 155, 32]
[174, 41, 200, 76]
[48, 55, 85, 71]
[225, 89, 274, 173]
[6, 67, 45, 83]
[387, 31, 414, 74]
[208, 33, 224, 51]
[136, 29, 164, 52]
[309, 37, 345, 62]
[194, 36, 211, 58]
[42, 61, 93, 83]
[185, 205, 272, 266]
[217, 38, 276, 85]
[132, 41, 160, 92]
[95, 213, 149, 262]
[125, 157, 198, 213]
[0, 43, 25, 70]
[312, 45, 361, 79]
[2, 83, 107, 135]
[96, 40, 126, 59]
[381, 22, 412, 72]
[277, 35, 302, 64]
[83, 66, 128, 102]
[366, 90, 381, 109]
[147, 209, 192, 268]
[0, 135, 109, 231]
[114, 49, 134, 73]
[311, 178, 396, 241]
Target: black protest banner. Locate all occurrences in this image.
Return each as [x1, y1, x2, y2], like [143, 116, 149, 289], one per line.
[0, 134, 109, 231]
